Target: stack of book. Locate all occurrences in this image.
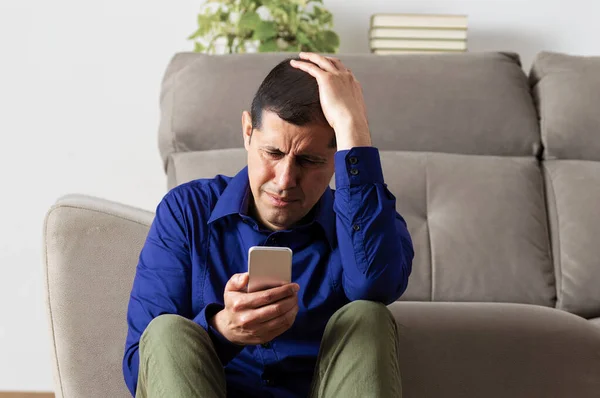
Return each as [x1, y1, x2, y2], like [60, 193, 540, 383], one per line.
[369, 13, 468, 55]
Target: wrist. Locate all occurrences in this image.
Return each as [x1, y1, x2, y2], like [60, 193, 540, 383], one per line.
[335, 121, 372, 151]
[209, 310, 230, 341]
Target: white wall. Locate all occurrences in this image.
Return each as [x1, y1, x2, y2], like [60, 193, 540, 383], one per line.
[0, 0, 598, 392]
[331, 0, 600, 70]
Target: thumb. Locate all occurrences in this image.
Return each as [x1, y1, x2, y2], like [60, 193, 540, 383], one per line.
[226, 272, 248, 292]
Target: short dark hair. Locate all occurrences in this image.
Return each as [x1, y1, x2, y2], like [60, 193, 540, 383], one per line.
[250, 57, 335, 147]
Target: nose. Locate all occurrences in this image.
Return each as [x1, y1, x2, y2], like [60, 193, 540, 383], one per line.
[275, 156, 299, 191]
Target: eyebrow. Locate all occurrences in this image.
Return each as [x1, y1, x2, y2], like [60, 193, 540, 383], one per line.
[262, 146, 327, 162]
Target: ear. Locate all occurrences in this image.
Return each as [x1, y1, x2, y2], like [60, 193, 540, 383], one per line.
[242, 111, 253, 151]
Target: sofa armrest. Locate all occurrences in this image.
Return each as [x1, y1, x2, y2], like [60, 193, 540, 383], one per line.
[43, 194, 153, 398]
[389, 301, 600, 397]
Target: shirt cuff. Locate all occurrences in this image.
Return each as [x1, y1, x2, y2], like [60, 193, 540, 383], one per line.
[193, 303, 244, 365]
[335, 147, 384, 189]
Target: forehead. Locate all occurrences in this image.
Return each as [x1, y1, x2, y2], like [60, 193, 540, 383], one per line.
[256, 110, 334, 151]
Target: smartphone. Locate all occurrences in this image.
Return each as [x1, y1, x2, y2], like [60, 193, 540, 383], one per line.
[247, 246, 293, 293]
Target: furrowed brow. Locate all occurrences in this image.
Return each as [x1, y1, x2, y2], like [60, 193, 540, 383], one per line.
[262, 145, 326, 162]
[262, 146, 284, 153]
[298, 154, 327, 162]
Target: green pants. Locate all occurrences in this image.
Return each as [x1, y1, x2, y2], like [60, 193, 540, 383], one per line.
[136, 300, 402, 397]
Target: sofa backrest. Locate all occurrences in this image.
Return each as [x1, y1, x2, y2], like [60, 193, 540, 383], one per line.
[530, 52, 600, 318]
[157, 51, 599, 317]
[158, 52, 541, 165]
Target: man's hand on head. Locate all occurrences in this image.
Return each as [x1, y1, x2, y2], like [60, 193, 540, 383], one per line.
[289, 52, 372, 151]
[210, 273, 300, 346]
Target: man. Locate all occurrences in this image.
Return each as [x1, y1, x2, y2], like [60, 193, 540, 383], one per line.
[123, 52, 414, 398]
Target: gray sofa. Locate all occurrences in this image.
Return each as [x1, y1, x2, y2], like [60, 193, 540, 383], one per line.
[43, 51, 600, 397]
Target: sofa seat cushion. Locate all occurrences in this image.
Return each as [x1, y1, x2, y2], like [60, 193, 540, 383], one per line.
[390, 302, 600, 398]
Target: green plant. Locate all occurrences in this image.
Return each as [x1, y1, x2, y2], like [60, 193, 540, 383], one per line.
[188, 0, 340, 54]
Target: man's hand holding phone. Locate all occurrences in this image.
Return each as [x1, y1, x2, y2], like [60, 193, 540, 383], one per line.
[210, 273, 300, 345]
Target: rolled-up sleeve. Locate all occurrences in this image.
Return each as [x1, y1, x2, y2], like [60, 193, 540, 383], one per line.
[334, 147, 414, 304]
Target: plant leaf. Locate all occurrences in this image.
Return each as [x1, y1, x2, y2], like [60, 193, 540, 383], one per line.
[269, 6, 289, 24]
[320, 10, 333, 25]
[298, 20, 315, 35]
[296, 31, 310, 45]
[190, 14, 214, 39]
[194, 41, 206, 53]
[314, 6, 322, 15]
[253, 21, 278, 40]
[258, 38, 279, 52]
[187, 0, 339, 54]
[285, 42, 301, 52]
[187, 28, 202, 40]
[197, 13, 210, 27]
[219, 10, 230, 23]
[322, 30, 340, 48]
[238, 10, 261, 30]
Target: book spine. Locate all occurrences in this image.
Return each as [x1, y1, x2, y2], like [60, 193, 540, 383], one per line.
[371, 14, 468, 29]
[369, 28, 467, 40]
[369, 39, 467, 50]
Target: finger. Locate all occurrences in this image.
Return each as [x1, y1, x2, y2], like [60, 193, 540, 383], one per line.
[259, 304, 299, 340]
[248, 294, 298, 324]
[233, 303, 298, 345]
[244, 283, 300, 309]
[224, 272, 249, 292]
[325, 56, 344, 70]
[259, 322, 291, 345]
[290, 59, 327, 80]
[326, 57, 353, 75]
[298, 52, 338, 73]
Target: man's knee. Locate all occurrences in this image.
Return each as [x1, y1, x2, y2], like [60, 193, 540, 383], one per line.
[143, 314, 186, 339]
[140, 314, 201, 352]
[327, 300, 395, 331]
[337, 299, 393, 321]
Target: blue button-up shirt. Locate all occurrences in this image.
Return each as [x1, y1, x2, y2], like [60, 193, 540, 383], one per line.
[123, 147, 414, 397]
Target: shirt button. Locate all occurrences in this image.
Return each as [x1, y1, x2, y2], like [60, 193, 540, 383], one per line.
[350, 168, 359, 176]
[264, 378, 275, 386]
[353, 224, 360, 231]
[261, 342, 271, 349]
[349, 156, 358, 165]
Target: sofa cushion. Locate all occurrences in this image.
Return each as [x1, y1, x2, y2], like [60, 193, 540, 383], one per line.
[390, 302, 600, 398]
[170, 149, 555, 305]
[383, 152, 554, 304]
[530, 52, 600, 161]
[159, 52, 541, 170]
[543, 160, 600, 318]
[167, 149, 248, 189]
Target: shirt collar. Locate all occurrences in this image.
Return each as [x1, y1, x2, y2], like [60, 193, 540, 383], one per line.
[207, 167, 251, 224]
[207, 167, 336, 247]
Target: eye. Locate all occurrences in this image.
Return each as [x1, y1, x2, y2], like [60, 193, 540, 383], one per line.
[298, 157, 323, 167]
[264, 150, 284, 159]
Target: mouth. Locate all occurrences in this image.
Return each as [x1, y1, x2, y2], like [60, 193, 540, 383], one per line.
[265, 192, 299, 208]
